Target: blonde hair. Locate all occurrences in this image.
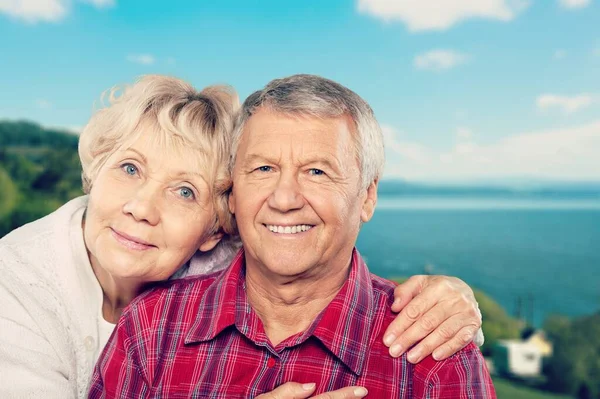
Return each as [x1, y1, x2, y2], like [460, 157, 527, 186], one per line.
[78, 75, 239, 235]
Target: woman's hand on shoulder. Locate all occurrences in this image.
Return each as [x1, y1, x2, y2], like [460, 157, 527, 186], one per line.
[383, 275, 482, 363]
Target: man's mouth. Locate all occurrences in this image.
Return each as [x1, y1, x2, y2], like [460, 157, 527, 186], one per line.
[264, 224, 314, 234]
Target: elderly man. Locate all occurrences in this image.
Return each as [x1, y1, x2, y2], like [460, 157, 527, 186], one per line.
[90, 75, 495, 398]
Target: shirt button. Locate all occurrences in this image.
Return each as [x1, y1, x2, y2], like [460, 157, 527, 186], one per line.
[267, 358, 276, 368]
[84, 336, 95, 351]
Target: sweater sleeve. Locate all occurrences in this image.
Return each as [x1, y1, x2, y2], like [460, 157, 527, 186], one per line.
[0, 279, 76, 398]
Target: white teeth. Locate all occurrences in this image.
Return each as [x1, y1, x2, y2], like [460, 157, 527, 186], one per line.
[266, 224, 312, 234]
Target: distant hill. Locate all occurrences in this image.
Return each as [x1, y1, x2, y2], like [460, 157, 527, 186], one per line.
[378, 179, 600, 199]
[0, 120, 78, 149]
[0, 120, 82, 237]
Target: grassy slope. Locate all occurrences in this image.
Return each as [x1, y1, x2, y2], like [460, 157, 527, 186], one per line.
[493, 378, 573, 399]
[389, 278, 572, 398]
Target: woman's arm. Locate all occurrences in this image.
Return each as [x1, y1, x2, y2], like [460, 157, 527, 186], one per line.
[0, 281, 75, 398]
[385, 275, 483, 363]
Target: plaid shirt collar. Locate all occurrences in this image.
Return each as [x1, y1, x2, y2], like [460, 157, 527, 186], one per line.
[185, 248, 376, 376]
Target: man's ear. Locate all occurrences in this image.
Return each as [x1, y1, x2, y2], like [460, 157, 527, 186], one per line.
[199, 232, 224, 252]
[360, 179, 378, 223]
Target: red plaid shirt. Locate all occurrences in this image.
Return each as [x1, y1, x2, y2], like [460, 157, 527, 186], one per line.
[89, 249, 495, 398]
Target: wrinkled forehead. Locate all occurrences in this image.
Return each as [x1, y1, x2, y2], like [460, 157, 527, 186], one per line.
[114, 118, 214, 180]
[238, 110, 357, 156]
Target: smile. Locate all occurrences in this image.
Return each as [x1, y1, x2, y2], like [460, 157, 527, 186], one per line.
[111, 228, 156, 250]
[265, 224, 313, 234]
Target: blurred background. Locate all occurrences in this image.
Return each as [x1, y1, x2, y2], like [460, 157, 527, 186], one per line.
[1, 1, 599, 397]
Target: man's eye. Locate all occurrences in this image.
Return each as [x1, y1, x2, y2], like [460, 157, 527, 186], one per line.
[178, 187, 195, 199]
[122, 163, 138, 176]
[309, 168, 325, 176]
[256, 166, 272, 172]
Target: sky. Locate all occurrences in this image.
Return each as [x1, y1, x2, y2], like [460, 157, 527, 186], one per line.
[1, 0, 599, 183]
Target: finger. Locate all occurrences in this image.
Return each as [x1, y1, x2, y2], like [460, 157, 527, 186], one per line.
[254, 382, 316, 399]
[390, 275, 427, 312]
[473, 326, 485, 347]
[405, 314, 476, 363]
[388, 299, 453, 358]
[313, 386, 368, 399]
[431, 325, 480, 361]
[384, 282, 447, 350]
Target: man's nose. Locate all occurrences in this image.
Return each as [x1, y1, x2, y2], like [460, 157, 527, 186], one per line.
[121, 183, 161, 225]
[267, 172, 304, 212]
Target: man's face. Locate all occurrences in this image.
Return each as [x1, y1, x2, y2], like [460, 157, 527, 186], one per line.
[229, 108, 377, 279]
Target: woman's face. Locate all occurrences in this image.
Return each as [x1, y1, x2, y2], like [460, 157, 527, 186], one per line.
[84, 125, 221, 282]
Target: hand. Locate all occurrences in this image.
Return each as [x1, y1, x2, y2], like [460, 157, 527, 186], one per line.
[255, 382, 368, 398]
[383, 275, 482, 363]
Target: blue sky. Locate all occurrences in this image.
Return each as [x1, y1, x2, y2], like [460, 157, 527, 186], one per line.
[1, 0, 599, 182]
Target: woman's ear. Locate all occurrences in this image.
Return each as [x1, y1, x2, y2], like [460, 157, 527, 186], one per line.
[199, 232, 224, 252]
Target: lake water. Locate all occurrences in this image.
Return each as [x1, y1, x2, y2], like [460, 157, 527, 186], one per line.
[356, 197, 600, 326]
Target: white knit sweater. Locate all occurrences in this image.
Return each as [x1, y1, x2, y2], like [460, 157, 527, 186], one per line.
[0, 196, 236, 398]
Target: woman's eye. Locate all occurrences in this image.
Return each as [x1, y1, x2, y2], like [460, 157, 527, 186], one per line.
[122, 163, 138, 176]
[178, 187, 195, 199]
[309, 168, 325, 176]
[256, 166, 272, 173]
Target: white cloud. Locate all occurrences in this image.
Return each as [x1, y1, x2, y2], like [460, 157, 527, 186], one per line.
[0, 0, 113, 24]
[0, 0, 67, 23]
[536, 94, 594, 114]
[82, 0, 114, 7]
[383, 121, 600, 181]
[457, 127, 474, 140]
[357, 0, 529, 32]
[35, 99, 52, 109]
[126, 54, 155, 65]
[553, 49, 567, 60]
[414, 49, 469, 71]
[382, 125, 431, 164]
[558, 0, 591, 9]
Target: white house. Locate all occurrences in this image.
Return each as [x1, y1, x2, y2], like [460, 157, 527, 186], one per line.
[493, 340, 544, 377]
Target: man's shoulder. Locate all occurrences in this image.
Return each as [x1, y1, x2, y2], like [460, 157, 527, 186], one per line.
[368, 273, 397, 309]
[413, 342, 495, 396]
[414, 341, 481, 373]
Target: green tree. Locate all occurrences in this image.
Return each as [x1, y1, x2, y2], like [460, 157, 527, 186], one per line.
[0, 150, 40, 189]
[0, 120, 78, 149]
[0, 167, 18, 218]
[0, 121, 83, 238]
[474, 288, 522, 355]
[544, 313, 600, 398]
[0, 167, 20, 237]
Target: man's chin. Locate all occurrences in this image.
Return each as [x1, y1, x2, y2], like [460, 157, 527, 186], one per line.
[257, 256, 316, 280]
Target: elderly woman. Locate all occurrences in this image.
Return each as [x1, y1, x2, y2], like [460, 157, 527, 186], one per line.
[0, 76, 483, 399]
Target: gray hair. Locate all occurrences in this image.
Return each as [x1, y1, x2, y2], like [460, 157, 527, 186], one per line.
[229, 74, 385, 189]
